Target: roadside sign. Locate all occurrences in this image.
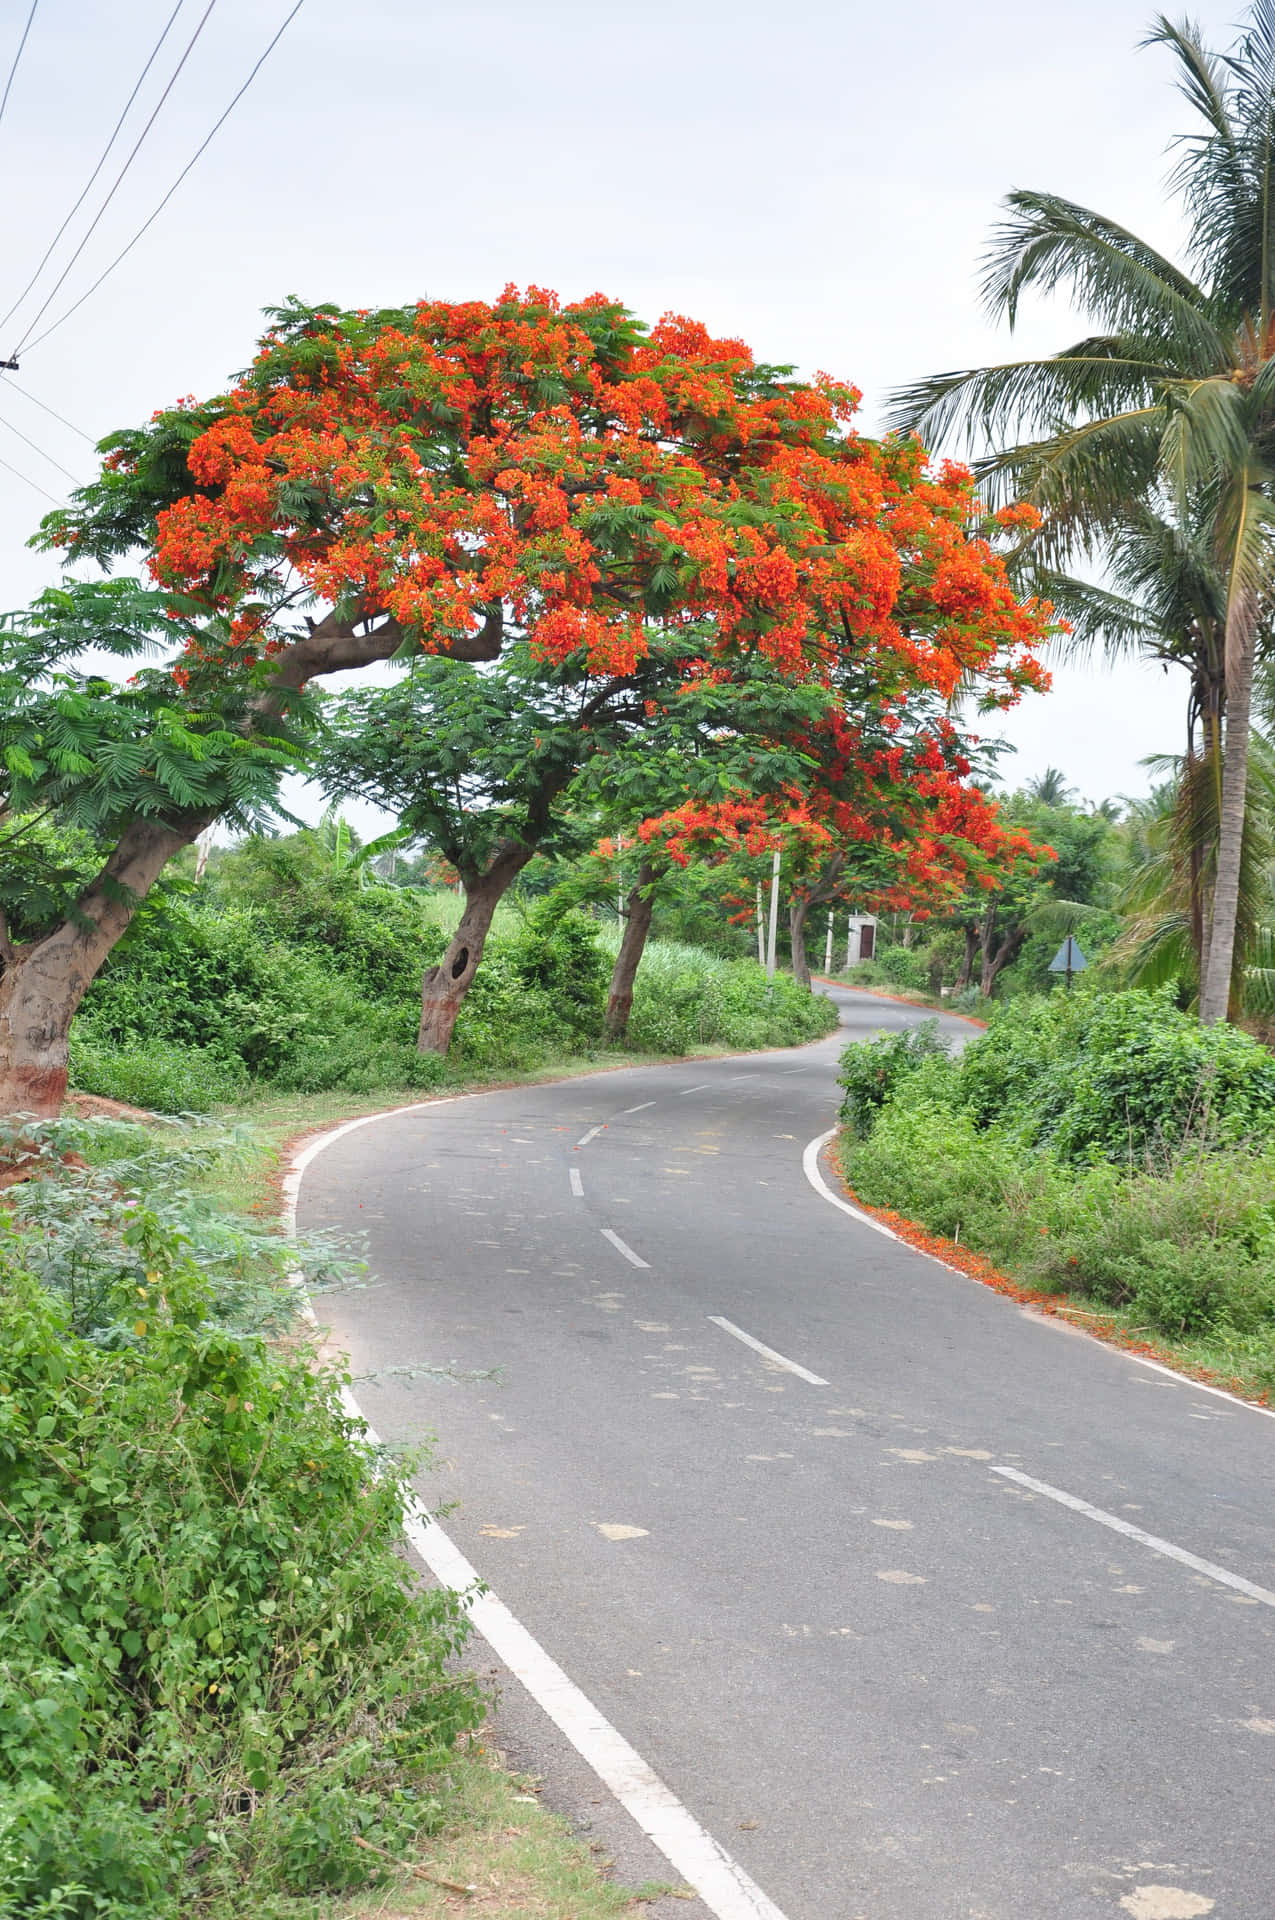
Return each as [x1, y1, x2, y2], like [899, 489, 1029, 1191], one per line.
[1048, 936, 1088, 988]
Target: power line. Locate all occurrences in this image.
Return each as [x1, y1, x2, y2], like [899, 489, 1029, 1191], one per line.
[21, 0, 306, 359]
[2, 381, 95, 444]
[0, 449, 60, 506]
[12, 0, 221, 356]
[0, 0, 189, 339]
[0, 2, 39, 136]
[0, 408, 80, 483]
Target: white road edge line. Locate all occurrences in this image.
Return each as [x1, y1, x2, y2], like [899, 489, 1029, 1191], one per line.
[577, 1124, 605, 1147]
[284, 1101, 790, 1920]
[569, 1167, 584, 1198]
[601, 1227, 650, 1269]
[801, 1127, 897, 1241]
[801, 1127, 1275, 1421]
[624, 1100, 657, 1114]
[708, 1315, 829, 1387]
[990, 1465, 1275, 1606]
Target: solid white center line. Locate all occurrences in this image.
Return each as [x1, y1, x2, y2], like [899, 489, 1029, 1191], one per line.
[679, 1083, 711, 1095]
[602, 1228, 650, 1269]
[569, 1167, 584, 1198]
[708, 1316, 829, 1386]
[624, 1101, 657, 1113]
[577, 1125, 605, 1147]
[990, 1465, 1275, 1607]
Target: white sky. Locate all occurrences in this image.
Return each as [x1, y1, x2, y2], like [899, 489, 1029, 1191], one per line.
[0, 0, 1238, 820]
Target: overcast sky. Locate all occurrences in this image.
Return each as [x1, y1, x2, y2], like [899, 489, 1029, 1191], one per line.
[0, 0, 1240, 817]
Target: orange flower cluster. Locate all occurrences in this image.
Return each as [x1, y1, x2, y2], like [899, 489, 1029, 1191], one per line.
[116, 287, 1053, 692]
[640, 701, 1049, 923]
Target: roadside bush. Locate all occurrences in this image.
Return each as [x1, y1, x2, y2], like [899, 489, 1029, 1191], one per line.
[837, 1019, 953, 1137]
[620, 939, 838, 1054]
[69, 1035, 250, 1115]
[0, 1212, 480, 1918]
[958, 984, 1275, 1160]
[837, 985, 1275, 1362]
[874, 944, 931, 992]
[507, 898, 609, 1033]
[0, 1116, 351, 1344]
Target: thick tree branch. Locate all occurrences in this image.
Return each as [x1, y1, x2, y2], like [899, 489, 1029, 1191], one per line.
[264, 601, 506, 705]
[0, 904, 16, 968]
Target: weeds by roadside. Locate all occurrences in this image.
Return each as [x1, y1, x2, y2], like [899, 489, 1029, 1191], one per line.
[836, 988, 1275, 1400]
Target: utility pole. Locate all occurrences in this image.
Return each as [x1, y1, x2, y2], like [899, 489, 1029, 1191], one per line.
[824, 914, 834, 974]
[765, 848, 781, 979]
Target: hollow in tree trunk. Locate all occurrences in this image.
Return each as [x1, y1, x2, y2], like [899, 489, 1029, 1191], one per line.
[1199, 587, 1256, 1025]
[417, 843, 533, 1055]
[605, 858, 657, 1041]
[788, 895, 812, 990]
[0, 818, 200, 1121]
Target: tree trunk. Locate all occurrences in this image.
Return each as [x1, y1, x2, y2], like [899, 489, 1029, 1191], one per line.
[1200, 588, 1257, 1025]
[789, 896, 812, 989]
[955, 924, 978, 992]
[979, 908, 1028, 996]
[605, 858, 657, 1041]
[417, 844, 533, 1055]
[0, 817, 200, 1120]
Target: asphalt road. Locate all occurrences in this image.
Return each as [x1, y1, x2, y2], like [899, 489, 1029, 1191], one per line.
[300, 987, 1275, 1920]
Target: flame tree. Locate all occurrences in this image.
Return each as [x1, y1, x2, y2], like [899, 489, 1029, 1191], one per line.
[2, 287, 1050, 1116]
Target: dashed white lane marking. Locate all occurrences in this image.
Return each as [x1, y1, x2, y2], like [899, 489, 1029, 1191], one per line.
[708, 1315, 829, 1387]
[601, 1227, 650, 1269]
[803, 1127, 1275, 1420]
[679, 1083, 712, 1095]
[288, 1109, 791, 1920]
[569, 1167, 584, 1198]
[990, 1466, 1275, 1607]
[624, 1101, 657, 1113]
[577, 1124, 605, 1147]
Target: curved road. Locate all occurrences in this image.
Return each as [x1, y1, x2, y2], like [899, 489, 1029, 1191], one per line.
[301, 987, 1275, 1920]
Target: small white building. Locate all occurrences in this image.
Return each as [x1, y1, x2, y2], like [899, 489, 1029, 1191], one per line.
[845, 914, 877, 965]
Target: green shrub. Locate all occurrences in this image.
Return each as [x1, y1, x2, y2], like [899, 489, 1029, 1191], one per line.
[958, 985, 1275, 1161]
[874, 944, 931, 992]
[618, 939, 838, 1054]
[506, 899, 609, 1033]
[0, 1117, 350, 1346]
[0, 1213, 479, 1918]
[838, 989, 1275, 1353]
[837, 1020, 953, 1136]
[68, 1036, 249, 1115]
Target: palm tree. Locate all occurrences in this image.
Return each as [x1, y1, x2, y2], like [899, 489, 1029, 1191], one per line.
[1027, 766, 1076, 806]
[1115, 745, 1274, 1007]
[889, 4, 1275, 1023]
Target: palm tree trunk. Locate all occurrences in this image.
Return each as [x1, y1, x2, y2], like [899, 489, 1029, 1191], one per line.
[1199, 589, 1257, 1025]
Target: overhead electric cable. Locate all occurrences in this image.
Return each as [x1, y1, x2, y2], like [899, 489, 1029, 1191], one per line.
[11, 0, 221, 356]
[0, 450, 60, 505]
[20, 0, 306, 358]
[0, 408, 80, 483]
[0, 2, 39, 136]
[3, 380, 95, 443]
[0, 0, 189, 339]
